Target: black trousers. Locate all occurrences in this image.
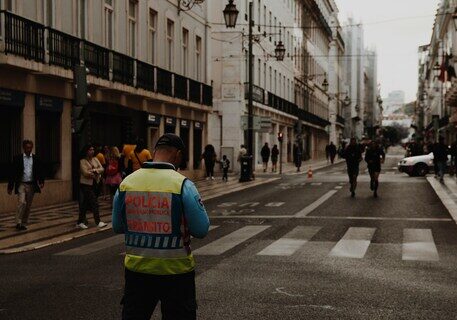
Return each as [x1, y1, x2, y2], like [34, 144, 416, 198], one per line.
[78, 184, 100, 225]
[223, 168, 228, 180]
[205, 161, 215, 177]
[122, 269, 197, 320]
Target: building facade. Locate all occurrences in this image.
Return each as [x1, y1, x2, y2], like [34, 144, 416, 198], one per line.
[0, 0, 213, 212]
[343, 18, 365, 139]
[363, 49, 379, 138]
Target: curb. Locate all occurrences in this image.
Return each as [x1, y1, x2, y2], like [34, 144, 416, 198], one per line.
[427, 177, 457, 224]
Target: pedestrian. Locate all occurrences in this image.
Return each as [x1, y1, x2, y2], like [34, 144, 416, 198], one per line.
[326, 142, 337, 164]
[7, 140, 44, 231]
[128, 139, 152, 173]
[271, 144, 279, 172]
[94, 145, 107, 198]
[293, 143, 302, 172]
[105, 146, 123, 202]
[260, 142, 271, 172]
[365, 140, 386, 198]
[221, 155, 230, 182]
[112, 133, 210, 320]
[433, 136, 448, 183]
[237, 144, 247, 163]
[343, 137, 363, 198]
[77, 144, 107, 229]
[450, 136, 457, 177]
[202, 144, 217, 180]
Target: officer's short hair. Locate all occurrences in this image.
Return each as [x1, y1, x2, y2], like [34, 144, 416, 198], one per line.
[22, 140, 33, 147]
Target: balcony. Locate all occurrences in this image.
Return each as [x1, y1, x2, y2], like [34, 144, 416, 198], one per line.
[0, 10, 212, 107]
[297, 108, 331, 128]
[337, 115, 345, 125]
[2, 11, 45, 62]
[244, 83, 265, 104]
[112, 52, 134, 86]
[267, 92, 298, 116]
[48, 28, 80, 69]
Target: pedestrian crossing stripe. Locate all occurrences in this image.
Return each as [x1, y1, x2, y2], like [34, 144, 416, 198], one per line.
[55, 226, 442, 262]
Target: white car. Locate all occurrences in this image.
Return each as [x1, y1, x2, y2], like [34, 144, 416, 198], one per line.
[398, 153, 451, 177]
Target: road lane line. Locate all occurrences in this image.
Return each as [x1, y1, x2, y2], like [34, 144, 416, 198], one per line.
[265, 202, 285, 207]
[208, 215, 452, 221]
[257, 226, 321, 256]
[402, 229, 439, 261]
[328, 227, 376, 259]
[56, 234, 124, 256]
[193, 225, 270, 255]
[294, 190, 338, 217]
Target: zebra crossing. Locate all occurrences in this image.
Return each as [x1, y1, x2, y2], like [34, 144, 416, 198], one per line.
[54, 224, 443, 262]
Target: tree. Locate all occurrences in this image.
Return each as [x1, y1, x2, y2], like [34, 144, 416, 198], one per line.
[381, 124, 409, 145]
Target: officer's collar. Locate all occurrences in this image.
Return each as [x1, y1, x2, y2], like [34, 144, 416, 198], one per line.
[142, 161, 176, 170]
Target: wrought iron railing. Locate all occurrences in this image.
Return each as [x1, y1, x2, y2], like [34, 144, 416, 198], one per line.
[174, 74, 188, 100]
[83, 41, 109, 80]
[0, 11, 213, 106]
[156, 67, 173, 97]
[112, 51, 134, 86]
[2, 11, 45, 62]
[136, 60, 155, 91]
[189, 79, 201, 104]
[48, 28, 80, 69]
[202, 84, 212, 106]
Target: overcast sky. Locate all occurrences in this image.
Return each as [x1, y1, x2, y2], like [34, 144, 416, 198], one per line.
[334, 0, 440, 102]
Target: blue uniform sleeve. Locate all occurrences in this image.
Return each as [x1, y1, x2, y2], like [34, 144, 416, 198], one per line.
[182, 180, 210, 239]
[112, 189, 126, 234]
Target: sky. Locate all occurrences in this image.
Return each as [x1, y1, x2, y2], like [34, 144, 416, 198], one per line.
[334, 0, 440, 102]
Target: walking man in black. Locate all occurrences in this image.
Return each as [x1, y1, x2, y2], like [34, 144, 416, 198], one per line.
[7, 140, 44, 230]
[326, 142, 337, 164]
[343, 138, 363, 198]
[365, 140, 386, 198]
[260, 142, 271, 172]
[433, 136, 448, 183]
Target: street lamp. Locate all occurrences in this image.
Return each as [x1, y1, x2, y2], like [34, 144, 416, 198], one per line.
[343, 95, 351, 106]
[224, 0, 286, 180]
[453, 9, 457, 31]
[223, 0, 239, 28]
[275, 41, 286, 61]
[322, 77, 329, 92]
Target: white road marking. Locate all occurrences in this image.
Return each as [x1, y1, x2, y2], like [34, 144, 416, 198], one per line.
[402, 229, 439, 261]
[56, 235, 124, 256]
[265, 202, 285, 207]
[294, 190, 338, 217]
[193, 225, 270, 255]
[217, 202, 238, 208]
[310, 182, 323, 186]
[239, 202, 260, 207]
[209, 215, 452, 222]
[257, 226, 321, 256]
[334, 186, 343, 190]
[328, 227, 376, 259]
[274, 287, 304, 297]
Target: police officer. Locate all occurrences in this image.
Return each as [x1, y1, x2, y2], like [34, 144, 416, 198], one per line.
[112, 133, 210, 320]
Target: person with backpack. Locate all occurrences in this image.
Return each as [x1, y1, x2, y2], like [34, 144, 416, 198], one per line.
[260, 143, 271, 172]
[105, 146, 123, 203]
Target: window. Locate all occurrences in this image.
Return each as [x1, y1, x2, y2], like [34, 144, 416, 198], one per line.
[274, 17, 277, 42]
[104, 0, 114, 49]
[269, 11, 272, 42]
[0, 108, 21, 181]
[166, 19, 174, 70]
[274, 70, 277, 94]
[148, 9, 157, 64]
[263, 62, 266, 89]
[78, 0, 86, 38]
[257, 0, 260, 31]
[257, 58, 261, 86]
[195, 35, 202, 81]
[182, 28, 189, 76]
[5, 0, 14, 11]
[269, 66, 272, 91]
[128, 0, 137, 57]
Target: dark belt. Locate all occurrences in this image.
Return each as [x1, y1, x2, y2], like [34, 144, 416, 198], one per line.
[22, 181, 34, 185]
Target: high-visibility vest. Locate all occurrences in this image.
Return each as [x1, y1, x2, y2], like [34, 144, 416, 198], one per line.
[118, 165, 194, 275]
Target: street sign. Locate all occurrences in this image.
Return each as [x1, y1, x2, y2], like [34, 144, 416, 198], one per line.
[241, 115, 270, 132]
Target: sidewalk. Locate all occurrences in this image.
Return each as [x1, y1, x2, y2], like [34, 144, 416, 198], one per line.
[427, 176, 457, 224]
[0, 159, 343, 254]
[0, 175, 279, 254]
[255, 157, 344, 176]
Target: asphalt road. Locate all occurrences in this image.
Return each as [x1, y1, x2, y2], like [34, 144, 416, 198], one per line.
[2, 150, 457, 320]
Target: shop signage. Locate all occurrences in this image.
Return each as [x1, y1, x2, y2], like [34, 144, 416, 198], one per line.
[165, 117, 176, 127]
[180, 119, 190, 128]
[147, 114, 161, 126]
[36, 95, 64, 112]
[194, 121, 203, 130]
[0, 88, 25, 107]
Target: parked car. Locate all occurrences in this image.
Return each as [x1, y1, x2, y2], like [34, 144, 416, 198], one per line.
[398, 153, 451, 177]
